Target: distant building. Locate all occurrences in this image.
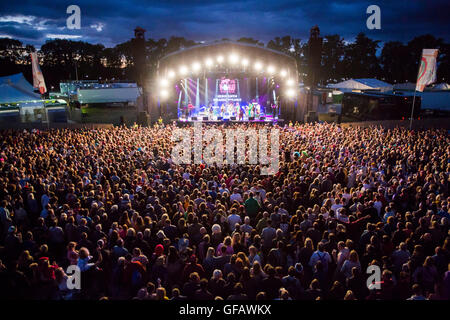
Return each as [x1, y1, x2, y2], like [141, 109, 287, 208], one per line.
[59, 80, 142, 106]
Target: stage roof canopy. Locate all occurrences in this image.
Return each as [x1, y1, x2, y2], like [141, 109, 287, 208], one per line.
[157, 40, 298, 80]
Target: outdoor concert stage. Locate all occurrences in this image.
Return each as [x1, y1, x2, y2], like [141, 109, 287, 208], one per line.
[156, 41, 300, 124]
[174, 114, 284, 124]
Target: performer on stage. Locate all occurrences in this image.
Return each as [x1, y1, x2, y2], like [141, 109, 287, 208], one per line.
[272, 104, 279, 118]
[248, 102, 253, 118]
[187, 101, 194, 118]
[239, 105, 244, 121]
[220, 104, 225, 118]
[208, 103, 214, 118]
[227, 102, 234, 116]
[255, 103, 261, 117]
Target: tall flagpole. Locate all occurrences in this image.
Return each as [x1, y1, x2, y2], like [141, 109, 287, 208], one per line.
[409, 89, 417, 130]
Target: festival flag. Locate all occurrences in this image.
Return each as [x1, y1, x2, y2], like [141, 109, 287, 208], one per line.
[30, 52, 47, 94]
[415, 49, 438, 92]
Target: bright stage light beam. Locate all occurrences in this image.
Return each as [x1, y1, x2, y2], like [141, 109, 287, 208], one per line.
[229, 54, 238, 64]
[286, 78, 295, 86]
[280, 69, 287, 78]
[286, 88, 296, 98]
[179, 65, 188, 75]
[192, 62, 201, 72]
[205, 58, 213, 67]
[161, 89, 169, 99]
[217, 55, 224, 63]
[160, 78, 169, 87]
[254, 61, 262, 71]
[241, 58, 249, 67]
[168, 70, 175, 78]
[267, 65, 276, 74]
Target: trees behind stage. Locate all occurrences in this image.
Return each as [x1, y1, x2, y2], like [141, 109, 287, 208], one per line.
[0, 33, 449, 89]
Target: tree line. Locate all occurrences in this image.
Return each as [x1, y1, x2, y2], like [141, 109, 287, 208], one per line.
[0, 32, 449, 89]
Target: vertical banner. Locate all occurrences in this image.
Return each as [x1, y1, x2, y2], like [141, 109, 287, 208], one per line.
[30, 52, 47, 94]
[415, 49, 438, 92]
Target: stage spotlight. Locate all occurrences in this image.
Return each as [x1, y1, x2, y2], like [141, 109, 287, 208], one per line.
[280, 69, 287, 77]
[254, 61, 263, 71]
[205, 58, 213, 67]
[241, 58, 249, 67]
[267, 65, 276, 74]
[179, 65, 188, 75]
[217, 55, 224, 63]
[161, 89, 169, 99]
[168, 70, 175, 78]
[229, 53, 238, 64]
[286, 88, 296, 98]
[192, 62, 201, 72]
[286, 78, 295, 86]
[160, 78, 169, 87]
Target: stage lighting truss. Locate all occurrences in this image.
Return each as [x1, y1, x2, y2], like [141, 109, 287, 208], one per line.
[163, 54, 298, 90]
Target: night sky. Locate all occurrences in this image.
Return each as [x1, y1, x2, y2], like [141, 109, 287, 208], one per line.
[1, 0, 449, 48]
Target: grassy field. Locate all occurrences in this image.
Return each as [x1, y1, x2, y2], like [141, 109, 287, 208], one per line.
[81, 106, 138, 125]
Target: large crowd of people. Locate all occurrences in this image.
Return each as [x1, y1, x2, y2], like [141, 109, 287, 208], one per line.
[0, 122, 449, 300]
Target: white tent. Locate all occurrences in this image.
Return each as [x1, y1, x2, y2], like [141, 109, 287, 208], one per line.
[433, 83, 450, 90]
[327, 78, 392, 92]
[0, 73, 43, 106]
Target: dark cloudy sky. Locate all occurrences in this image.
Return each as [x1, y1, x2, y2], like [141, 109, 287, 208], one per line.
[0, 0, 449, 48]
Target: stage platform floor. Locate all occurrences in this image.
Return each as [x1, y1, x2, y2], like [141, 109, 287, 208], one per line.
[174, 118, 284, 125]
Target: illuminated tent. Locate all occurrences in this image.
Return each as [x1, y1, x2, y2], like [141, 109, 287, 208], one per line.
[433, 83, 450, 90]
[327, 78, 392, 92]
[0, 73, 43, 107]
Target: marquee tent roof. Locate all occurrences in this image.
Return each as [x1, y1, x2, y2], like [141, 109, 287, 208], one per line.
[327, 78, 392, 92]
[0, 73, 42, 104]
[433, 83, 450, 90]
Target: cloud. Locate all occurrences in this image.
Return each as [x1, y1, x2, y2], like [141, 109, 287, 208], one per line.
[0, 0, 448, 48]
[0, 14, 35, 24]
[90, 23, 105, 32]
[45, 34, 83, 39]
